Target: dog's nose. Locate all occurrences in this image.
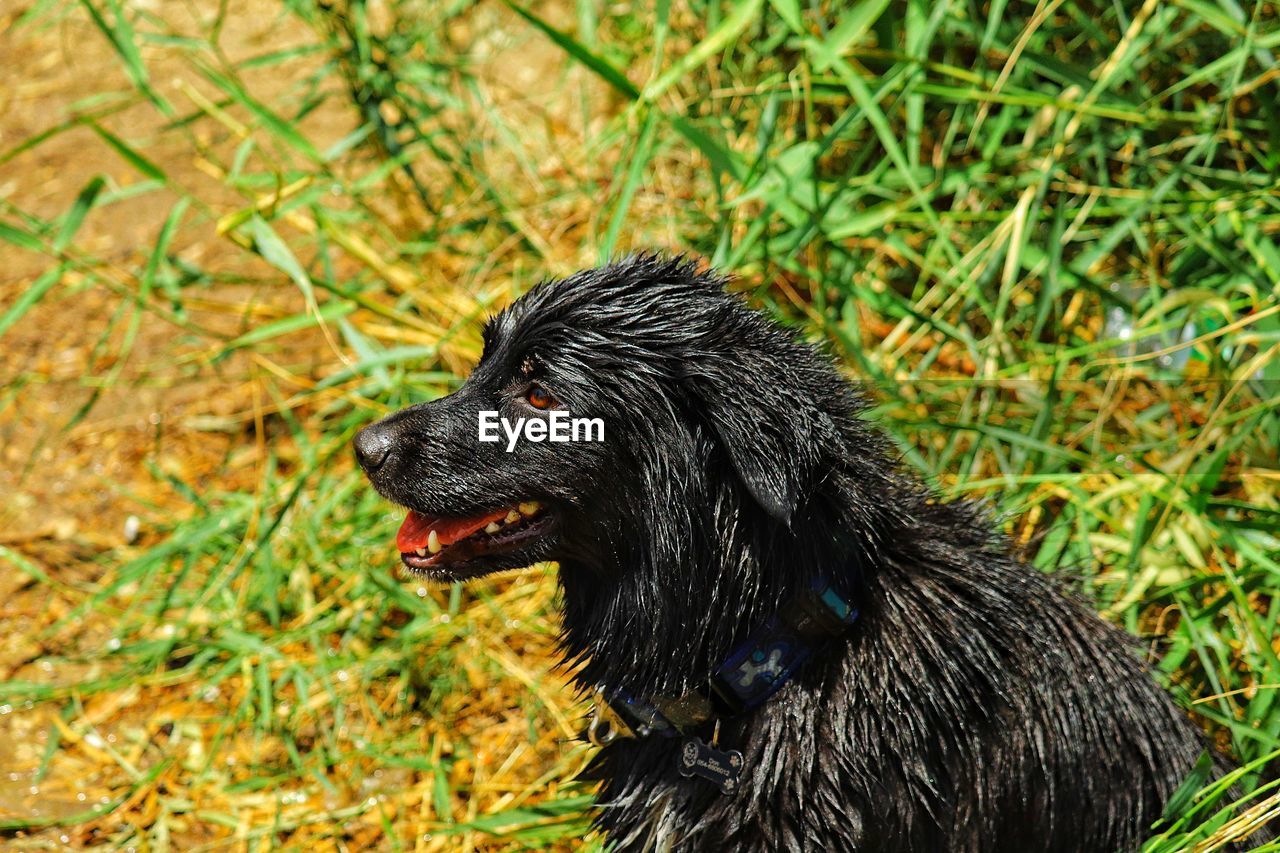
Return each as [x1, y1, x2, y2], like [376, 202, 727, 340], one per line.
[353, 424, 393, 473]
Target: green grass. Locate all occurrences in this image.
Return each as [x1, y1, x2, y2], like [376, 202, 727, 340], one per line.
[0, 0, 1278, 848]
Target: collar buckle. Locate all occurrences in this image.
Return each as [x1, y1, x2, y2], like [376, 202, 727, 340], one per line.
[588, 689, 635, 745]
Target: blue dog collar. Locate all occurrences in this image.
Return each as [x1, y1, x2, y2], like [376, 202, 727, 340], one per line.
[595, 578, 859, 740]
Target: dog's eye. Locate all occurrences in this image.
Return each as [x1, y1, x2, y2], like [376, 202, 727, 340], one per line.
[526, 384, 558, 410]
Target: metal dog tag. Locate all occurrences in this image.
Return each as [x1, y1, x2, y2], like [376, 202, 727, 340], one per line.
[676, 737, 743, 794]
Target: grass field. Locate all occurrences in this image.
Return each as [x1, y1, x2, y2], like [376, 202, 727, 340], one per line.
[1, 0, 1278, 849]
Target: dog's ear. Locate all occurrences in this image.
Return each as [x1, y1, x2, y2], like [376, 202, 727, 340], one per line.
[690, 359, 829, 525]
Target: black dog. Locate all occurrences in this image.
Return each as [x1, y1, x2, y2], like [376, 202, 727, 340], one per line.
[355, 255, 1260, 851]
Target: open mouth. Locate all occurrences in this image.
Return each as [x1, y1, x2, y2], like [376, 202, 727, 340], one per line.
[396, 500, 551, 577]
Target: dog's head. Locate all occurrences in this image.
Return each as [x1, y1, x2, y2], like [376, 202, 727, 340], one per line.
[355, 255, 844, 583]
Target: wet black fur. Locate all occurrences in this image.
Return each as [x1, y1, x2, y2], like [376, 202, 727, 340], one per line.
[356, 255, 1264, 851]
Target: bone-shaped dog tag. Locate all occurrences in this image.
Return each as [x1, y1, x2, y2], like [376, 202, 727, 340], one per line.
[676, 737, 743, 794]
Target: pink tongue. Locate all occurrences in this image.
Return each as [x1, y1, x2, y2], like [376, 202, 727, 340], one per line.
[396, 508, 511, 553]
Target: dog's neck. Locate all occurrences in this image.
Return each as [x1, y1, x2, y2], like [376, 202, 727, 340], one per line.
[556, 468, 887, 702]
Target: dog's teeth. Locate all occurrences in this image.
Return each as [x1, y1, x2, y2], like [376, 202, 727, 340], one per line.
[427, 530, 442, 554]
[414, 547, 427, 557]
[505, 510, 521, 524]
[484, 521, 501, 534]
[518, 501, 541, 515]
